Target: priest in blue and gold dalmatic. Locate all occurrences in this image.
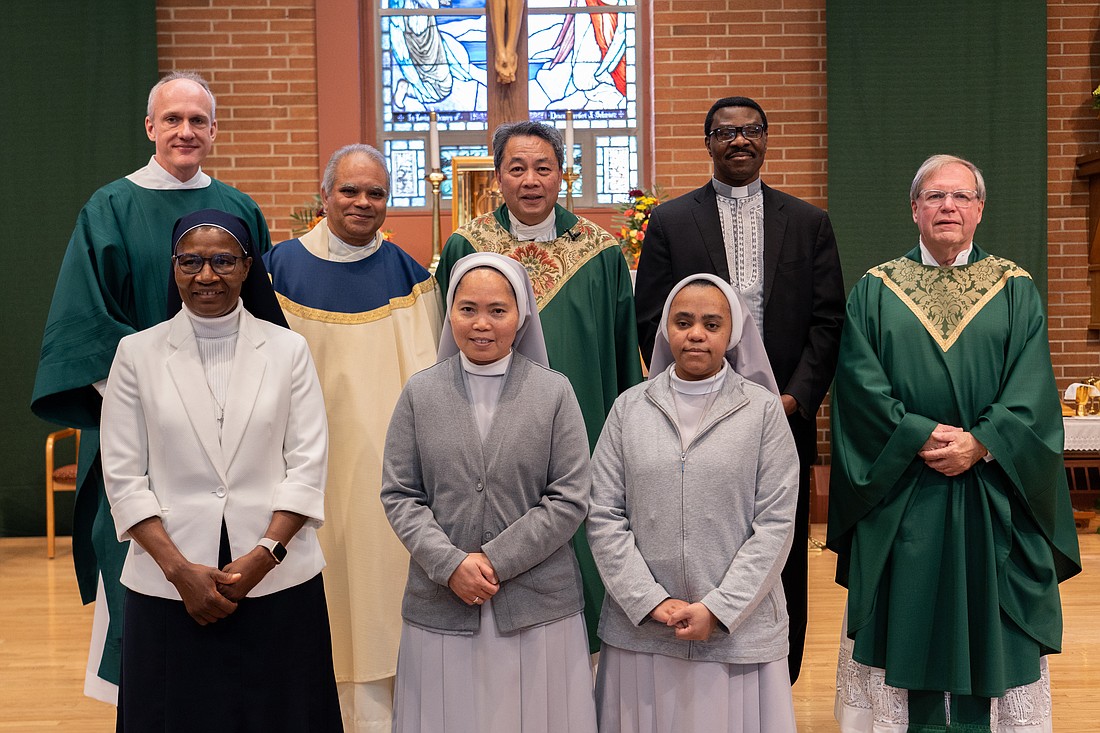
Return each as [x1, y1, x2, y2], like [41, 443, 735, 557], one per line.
[264, 144, 442, 733]
[828, 155, 1081, 733]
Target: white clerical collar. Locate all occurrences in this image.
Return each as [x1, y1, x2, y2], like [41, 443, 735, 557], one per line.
[182, 299, 243, 338]
[712, 178, 762, 200]
[669, 361, 728, 395]
[126, 156, 212, 190]
[919, 239, 973, 267]
[508, 209, 557, 242]
[460, 350, 512, 376]
[326, 223, 382, 262]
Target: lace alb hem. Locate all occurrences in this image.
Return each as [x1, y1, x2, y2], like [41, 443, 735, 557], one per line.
[834, 635, 1052, 731]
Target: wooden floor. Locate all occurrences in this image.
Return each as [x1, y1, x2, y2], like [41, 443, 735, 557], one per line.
[1, 526, 1097, 731]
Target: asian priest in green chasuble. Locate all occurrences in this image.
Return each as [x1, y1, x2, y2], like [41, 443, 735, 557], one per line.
[828, 155, 1081, 733]
[435, 121, 644, 652]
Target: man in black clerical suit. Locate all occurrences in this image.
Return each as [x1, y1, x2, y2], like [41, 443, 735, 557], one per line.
[634, 95, 845, 684]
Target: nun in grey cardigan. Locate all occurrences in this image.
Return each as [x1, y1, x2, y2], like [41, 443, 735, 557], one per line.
[381, 252, 597, 733]
[587, 274, 799, 733]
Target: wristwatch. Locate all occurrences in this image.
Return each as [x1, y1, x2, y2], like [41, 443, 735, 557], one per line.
[256, 537, 287, 565]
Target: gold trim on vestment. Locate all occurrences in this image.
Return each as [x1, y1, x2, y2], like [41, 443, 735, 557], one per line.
[868, 256, 1031, 352]
[456, 213, 619, 311]
[274, 276, 438, 325]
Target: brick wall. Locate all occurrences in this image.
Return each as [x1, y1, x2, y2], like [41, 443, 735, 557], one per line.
[650, 0, 828, 206]
[1047, 1, 1100, 383]
[158, 0, 320, 241]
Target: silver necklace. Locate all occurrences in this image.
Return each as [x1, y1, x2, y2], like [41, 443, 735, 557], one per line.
[205, 382, 227, 430]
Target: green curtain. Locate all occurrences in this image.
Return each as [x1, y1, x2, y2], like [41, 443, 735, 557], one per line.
[827, 2, 1047, 297]
[0, 3, 156, 536]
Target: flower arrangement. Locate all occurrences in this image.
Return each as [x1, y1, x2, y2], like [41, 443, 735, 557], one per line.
[290, 195, 325, 236]
[617, 186, 663, 269]
[1093, 84, 1100, 110]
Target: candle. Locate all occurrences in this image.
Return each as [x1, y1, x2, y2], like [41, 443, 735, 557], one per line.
[564, 110, 574, 171]
[429, 111, 441, 171]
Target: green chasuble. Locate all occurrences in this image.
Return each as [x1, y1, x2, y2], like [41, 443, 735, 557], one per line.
[828, 246, 1081, 711]
[31, 177, 272, 686]
[437, 204, 644, 650]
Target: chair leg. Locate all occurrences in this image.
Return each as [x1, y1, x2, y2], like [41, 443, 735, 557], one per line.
[46, 478, 55, 559]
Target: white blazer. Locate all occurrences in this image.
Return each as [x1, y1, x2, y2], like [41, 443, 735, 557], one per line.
[101, 308, 329, 600]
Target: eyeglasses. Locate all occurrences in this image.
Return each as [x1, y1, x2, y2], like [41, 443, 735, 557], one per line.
[173, 253, 246, 275]
[707, 125, 766, 142]
[917, 189, 981, 209]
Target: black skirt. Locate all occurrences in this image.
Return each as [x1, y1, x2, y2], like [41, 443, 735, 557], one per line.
[116, 573, 342, 733]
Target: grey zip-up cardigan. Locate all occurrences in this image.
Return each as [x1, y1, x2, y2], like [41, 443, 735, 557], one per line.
[381, 353, 590, 634]
[587, 367, 798, 664]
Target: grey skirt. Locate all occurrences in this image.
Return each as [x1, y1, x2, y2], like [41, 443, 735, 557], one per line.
[595, 644, 796, 733]
[392, 598, 597, 733]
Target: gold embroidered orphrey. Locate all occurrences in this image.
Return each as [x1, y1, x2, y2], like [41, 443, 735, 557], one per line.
[274, 277, 437, 326]
[869, 255, 1031, 352]
[455, 212, 619, 311]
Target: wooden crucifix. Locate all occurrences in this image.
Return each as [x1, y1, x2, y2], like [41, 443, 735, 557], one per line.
[486, 0, 529, 135]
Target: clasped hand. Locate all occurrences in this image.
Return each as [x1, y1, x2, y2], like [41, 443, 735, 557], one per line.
[167, 561, 241, 626]
[918, 424, 987, 476]
[651, 598, 719, 641]
[448, 552, 499, 606]
[169, 547, 276, 625]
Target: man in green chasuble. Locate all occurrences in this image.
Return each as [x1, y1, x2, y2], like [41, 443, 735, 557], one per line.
[436, 121, 644, 652]
[31, 72, 275, 705]
[828, 155, 1081, 732]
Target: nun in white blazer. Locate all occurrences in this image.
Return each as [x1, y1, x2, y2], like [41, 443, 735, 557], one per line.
[101, 209, 342, 732]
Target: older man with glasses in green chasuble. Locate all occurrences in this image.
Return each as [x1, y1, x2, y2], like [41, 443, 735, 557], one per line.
[828, 155, 1081, 733]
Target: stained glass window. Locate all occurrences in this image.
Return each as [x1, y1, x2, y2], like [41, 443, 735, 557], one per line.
[596, 135, 636, 204]
[385, 139, 426, 207]
[528, 11, 636, 128]
[377, 0, 641, 208]
[380, 4, 488, 132]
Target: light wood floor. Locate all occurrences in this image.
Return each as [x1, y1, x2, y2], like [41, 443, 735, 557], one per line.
[2, 526, 1097, 731]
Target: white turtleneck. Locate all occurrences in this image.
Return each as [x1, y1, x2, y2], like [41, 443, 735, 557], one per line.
[183, 299, 244, 439]
[669, 361, 728, 448]
[460, 351, 513, 440]
[507, 209, 557, 242]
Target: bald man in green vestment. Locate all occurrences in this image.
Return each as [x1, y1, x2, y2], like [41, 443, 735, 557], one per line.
[31, 71, 276, 704]
[828, 155, 1080, 733]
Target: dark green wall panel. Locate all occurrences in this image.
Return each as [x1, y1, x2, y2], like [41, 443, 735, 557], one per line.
[1, 2, 157, 536]
[827, 3, 1047, 297]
